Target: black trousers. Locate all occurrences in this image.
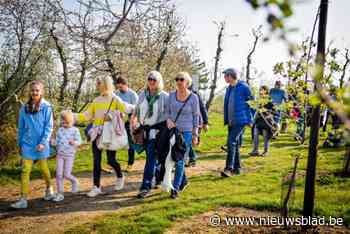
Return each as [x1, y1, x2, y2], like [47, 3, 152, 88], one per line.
[92, 139, 123, 187]
[125, 121, 135, 165]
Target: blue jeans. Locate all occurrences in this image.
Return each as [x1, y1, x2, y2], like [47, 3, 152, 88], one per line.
[188, 145, 196, 161]
[173, 131, 192, 191]
[226, 125, 245, 170]
[140, 139, 157, 191]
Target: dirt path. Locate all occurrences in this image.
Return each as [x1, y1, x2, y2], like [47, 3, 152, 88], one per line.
[0, 155, 226, 234]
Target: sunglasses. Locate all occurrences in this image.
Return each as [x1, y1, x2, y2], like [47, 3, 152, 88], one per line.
[148, 77, 157, 82]
[175, 77, 185, 82]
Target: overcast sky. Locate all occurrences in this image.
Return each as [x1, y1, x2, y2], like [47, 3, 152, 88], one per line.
[174, 0, 349, 88]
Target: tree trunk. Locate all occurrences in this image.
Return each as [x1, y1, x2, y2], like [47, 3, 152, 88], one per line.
[303, 0, 328, 220]
[301, 7, 320, 144]
[73, 34, 88, 112]
[155, 23, 173, 71]
[246, 27, 261, 85]
[51, 28, 68, 107]
[206, 22, 224, 110]
[340, 49, 349, 88]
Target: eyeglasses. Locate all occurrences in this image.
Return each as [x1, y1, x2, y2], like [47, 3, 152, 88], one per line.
[175, 77, 185, 82]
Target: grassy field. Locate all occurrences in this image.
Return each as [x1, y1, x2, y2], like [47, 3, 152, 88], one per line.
[1, 112, 349, 233]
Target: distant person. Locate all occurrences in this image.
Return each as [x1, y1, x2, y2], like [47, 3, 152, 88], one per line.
[222, 68, 253, 177]
[249, 86, 276, 157]
[269, 80, 288, 132]
[115, 77, 139, 171]
[11, 80, 54, 209]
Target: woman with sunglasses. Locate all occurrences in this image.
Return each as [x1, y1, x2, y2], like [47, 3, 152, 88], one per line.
[132, 71, 169, 199]
[166, 72, 200, 199]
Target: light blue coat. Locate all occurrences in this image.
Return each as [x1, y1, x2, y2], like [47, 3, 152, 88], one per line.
[17, 99, 54, 160]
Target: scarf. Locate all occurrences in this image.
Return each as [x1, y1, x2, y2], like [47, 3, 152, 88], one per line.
[145, 89, 160, 118]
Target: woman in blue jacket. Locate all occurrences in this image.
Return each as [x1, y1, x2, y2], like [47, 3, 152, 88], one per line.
[11, 80, 54, 209]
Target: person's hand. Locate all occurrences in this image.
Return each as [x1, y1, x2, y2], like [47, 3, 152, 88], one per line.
[104, 113, 112, 121]
[36, 144, 45, 152]
[130, 116, 138, 129]
[50, 138, 56, 146]
[167, 119, 176, 129]
[192, 136, 198, 146]
[69, 140, 76, 146]
[203, 124, 209, 132]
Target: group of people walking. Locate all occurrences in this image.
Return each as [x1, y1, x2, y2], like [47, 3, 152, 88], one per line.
[11, 69, 208, 209]
[11, 67, 293, 209]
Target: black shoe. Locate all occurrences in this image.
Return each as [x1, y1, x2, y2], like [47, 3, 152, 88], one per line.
[170, 189, 178, 199]
[249, 151, 259, 156]
[189, 160, 196, 167]
[154, 181, 161, 189]
[221, 145, 228, 152]
[179, 180, 189, 192]
[233, 168, 240, 175]
[221, 169, 233, 177]
[137, 190, 149, 199]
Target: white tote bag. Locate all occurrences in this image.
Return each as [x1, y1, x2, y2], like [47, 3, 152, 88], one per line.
[98, 112, 129, 151]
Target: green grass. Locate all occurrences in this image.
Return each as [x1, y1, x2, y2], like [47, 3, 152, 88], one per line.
[1, 112, 349, 233]
[0, 129, 146, 186]
[63, 112, 350, 233]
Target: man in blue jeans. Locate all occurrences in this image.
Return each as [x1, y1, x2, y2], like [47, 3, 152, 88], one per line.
[222, 68, 253, 177]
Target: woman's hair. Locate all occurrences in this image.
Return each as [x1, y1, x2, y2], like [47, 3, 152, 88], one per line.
[146, 71, 164, 91]
[98, 76, 115, 96]
[26, 80, 44, 114]
[176, 71, 192, 87]
[61, 110, 74, 127]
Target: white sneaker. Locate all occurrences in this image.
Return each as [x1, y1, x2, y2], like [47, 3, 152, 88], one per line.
[44, 186, 54, 201]
[52, 193, 64, 202]
[115, 176, 124, 191]
[87, 186, 102, 197]
[71, 181, 79, 193]
[10, 198, 28, 209]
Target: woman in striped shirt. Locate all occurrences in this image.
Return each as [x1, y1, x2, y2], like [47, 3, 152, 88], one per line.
[74, 76, 128, 197]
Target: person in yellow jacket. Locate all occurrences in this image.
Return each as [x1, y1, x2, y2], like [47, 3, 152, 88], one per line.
[74, 76, 129, 197]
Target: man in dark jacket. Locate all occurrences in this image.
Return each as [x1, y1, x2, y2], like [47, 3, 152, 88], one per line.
[222, 68, 253, 177]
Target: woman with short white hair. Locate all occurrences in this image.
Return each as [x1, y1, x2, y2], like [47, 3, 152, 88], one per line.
[166, 71, 200, 199]
[74, 76, 128, 197]
[132, 70, 169, 199]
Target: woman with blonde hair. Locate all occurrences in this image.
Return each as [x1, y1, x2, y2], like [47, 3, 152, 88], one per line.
[132, 71, 169, 199]
[74, 76, 129, 197]
[166, 71, 200, 199]
[11, 80, 54, 209]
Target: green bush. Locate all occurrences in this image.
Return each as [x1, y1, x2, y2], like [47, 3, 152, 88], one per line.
[0, 124, 19, 166]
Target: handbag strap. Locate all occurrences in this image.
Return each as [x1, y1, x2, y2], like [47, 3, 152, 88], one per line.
[174, 92, 192, 124]
[101, 96, 115, 126]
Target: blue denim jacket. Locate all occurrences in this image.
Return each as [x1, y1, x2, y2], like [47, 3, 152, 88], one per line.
[224, 81, 253, 126]
[17, 99, 54, 160]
